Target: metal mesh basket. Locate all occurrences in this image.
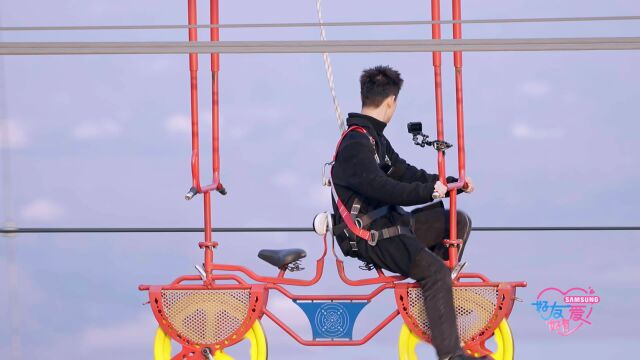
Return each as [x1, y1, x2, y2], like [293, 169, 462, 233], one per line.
[161, 289, 251, 345]
[407, 286, 498, 343]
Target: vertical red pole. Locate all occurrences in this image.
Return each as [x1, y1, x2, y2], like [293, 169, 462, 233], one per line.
[188, 0, 201, 192]
[200, 0, 221, 283]
[431, 0, 446, 184]
[447, 0, 466, 268]
[211, 0, 221, 189]
[431, 0, 456, 269]
[203, 191, 214, 281]
[452, 0, 465, 184]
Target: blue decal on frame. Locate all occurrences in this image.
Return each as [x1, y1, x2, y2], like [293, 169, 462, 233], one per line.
[294, 300, 368, 340]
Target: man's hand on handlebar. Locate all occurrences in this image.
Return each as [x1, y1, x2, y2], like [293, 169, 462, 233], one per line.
[462, 177, 474, 193]
[433, 181, 447, 199]
[433, 176, 474, 200]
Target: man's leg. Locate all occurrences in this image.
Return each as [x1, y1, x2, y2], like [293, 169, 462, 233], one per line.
[411, 206, 473, 262]
[453, 210, 472, 261]
[408, 247, 463, 359]
[357, 236, 462, 359]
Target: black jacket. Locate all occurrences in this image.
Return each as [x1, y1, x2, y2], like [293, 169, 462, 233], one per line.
[331, 113, 458, 251]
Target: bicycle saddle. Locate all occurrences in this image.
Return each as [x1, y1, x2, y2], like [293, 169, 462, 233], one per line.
[258, 248, 307, 269]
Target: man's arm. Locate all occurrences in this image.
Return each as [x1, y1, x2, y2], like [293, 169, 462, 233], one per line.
[332, 133, 437, 206]
[385, 140, 464, 194]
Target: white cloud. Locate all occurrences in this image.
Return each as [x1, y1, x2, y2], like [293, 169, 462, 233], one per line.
[80, 312, 156, 352]
[520, 81, 551, 96]
[164, 114, 191, 135]
[20, 199, 65, 222]
[511, 123, 564, 140]
[307, 185, 331, 209]
[271, 171, 299, 187]
[165, 111, 212, 137]
[268, 297, 307, 328]
[72, 121, 121, 140]
[0, 260, 46, 310]
[0, 121, 28, 149]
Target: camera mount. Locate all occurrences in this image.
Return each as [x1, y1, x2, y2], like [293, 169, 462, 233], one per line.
[407, 122, 453, 152]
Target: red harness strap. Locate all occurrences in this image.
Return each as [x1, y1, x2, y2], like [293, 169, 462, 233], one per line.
[330, 126, 379, 245]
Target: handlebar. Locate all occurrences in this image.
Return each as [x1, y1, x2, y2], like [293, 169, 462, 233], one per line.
[184, 183, 227, 201]
[432, 178, 468, 200]
[447, 178, 466, 192]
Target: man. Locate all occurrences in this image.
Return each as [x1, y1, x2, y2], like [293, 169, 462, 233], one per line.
[331, 65, 487, 360]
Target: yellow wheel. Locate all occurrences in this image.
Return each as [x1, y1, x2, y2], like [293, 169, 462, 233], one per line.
[154, 320, 268, 360]
[398, 318, 514, 360]
[154, 326, 172, 360]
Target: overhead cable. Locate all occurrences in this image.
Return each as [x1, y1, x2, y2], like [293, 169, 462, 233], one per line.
[1, 15, 640, 32]
[2, 226, 640, 234]
[2, 37, 640, 55]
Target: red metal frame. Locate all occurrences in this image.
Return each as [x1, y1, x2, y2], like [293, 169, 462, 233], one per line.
[140, 231, 526, 353]
[139, 0, 527, 358]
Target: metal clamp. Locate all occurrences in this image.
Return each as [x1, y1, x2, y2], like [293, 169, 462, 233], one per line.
[282, 261, 305, 272]
[367, 230, 379, 246]
[359, 262, 376, 271]
[432, 140, 453, 152]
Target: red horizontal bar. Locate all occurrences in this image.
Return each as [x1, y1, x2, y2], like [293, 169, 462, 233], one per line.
[268, 282, 392, 301]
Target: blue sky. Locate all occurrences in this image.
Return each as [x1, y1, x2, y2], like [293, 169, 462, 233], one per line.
[1, 0, 639, 359]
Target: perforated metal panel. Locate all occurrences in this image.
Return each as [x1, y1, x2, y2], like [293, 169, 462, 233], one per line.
[407, 286, 498, 342]
[161, 289, 251, 345]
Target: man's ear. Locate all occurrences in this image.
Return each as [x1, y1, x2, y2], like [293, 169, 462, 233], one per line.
[385, 95, 395, 109]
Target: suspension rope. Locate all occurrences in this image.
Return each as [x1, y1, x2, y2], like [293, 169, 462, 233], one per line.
[2, 15, 640, 32]
[2, 226, 640, 234]
[316, 0, 345, 132]
[2, 37, 640, 55]
[0, 13, 23, 359]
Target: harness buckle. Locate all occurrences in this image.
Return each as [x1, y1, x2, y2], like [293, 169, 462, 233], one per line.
[368, 230, 379, 246]
[354, 217, 363, 229]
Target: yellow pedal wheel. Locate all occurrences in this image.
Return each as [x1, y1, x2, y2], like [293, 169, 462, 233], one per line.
[397, 318, 514, 360]
[154, 320, 268, 360]
[154, 326, 172, 360]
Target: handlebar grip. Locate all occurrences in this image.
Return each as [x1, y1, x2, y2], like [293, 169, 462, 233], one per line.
[217, 185, 227, 196]
[432, 191, 444, 200]
[185, 186, 198, 200]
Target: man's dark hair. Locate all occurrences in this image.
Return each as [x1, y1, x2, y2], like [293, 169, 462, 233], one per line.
[360, 65, 404, 108]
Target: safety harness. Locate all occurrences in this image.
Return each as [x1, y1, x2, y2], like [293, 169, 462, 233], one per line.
[329, 126, 413, 256]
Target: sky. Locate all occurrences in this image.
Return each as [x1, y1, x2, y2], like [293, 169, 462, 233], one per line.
[1, 0, 639, 359]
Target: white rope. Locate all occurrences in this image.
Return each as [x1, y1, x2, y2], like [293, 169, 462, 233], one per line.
[316, 0, 345, 132]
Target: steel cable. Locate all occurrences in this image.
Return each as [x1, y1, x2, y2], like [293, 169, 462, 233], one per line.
[2, 226, 640, 234]
[1, 15, 640, 32]
[2, 37, 640, 55]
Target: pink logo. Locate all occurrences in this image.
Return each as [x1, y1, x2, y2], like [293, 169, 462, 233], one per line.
[531, 286, 599, 336]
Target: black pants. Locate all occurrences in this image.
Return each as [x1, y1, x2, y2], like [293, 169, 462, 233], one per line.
[354, 204, 472, 360]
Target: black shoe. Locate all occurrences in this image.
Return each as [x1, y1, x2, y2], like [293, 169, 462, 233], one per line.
[450, 354, 493, 360]
[444, 350, 493, 360]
